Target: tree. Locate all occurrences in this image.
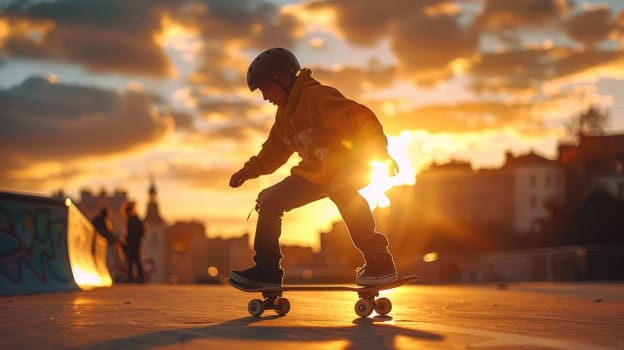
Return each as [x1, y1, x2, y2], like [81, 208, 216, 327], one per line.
[567, 105, 610, 139]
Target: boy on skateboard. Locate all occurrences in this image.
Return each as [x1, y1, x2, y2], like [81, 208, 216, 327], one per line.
[228, 48, 398, 288]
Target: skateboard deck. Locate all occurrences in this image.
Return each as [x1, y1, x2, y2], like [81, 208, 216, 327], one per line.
[229, 275, 419, 317]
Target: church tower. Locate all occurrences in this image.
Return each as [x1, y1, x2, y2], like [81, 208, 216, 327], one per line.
[142, 177, 167, 283]
[145, 179, 164, 223]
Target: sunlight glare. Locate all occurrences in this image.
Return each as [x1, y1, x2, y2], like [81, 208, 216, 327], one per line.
[359, 131, 416, 209]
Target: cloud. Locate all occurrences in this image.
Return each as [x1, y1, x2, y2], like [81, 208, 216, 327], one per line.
[170, 111, 195, 131]
[309, 63, 396, 99]
[469, 47, 624, 94]
[185, 118, 270, 144]
[475, 0, 571, 30]
[191, 98, 271, 142]
[303, 0, 394, 46]
[166, 163, 234, 190]
[303, 0, 478, 85]
[563, 6, 616, 46]
[298, 0, 623, 94]
[0, 0, 299, 79]
[0, 76, 173, 180]
[179, 1, 299, 93]
[378, 100, 536, 135]
[190, 45, 248, 92]
[198, 99, 261, 121]
[390, 11, 478, 84]
[0, 0, 172, 76]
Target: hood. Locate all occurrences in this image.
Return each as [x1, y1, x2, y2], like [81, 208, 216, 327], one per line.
[283, 68, 320, 115]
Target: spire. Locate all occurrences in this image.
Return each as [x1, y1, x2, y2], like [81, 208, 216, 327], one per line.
[149, 174, 157, 198]
[145, 176, 164, 224]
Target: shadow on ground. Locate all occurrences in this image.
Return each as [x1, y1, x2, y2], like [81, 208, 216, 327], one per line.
[70, 315, 444, 349]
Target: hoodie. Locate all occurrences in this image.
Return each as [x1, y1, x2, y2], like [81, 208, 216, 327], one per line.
[242, 68, 389, 185]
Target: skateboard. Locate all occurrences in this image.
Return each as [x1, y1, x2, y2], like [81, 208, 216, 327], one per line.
[228, 275, 419, 317]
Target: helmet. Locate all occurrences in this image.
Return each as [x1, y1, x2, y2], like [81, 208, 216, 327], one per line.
[246, 48, 301, 91]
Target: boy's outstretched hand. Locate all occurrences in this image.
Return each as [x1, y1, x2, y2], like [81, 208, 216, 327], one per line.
[229, 169, 248, 188]
[388, 156, 400, 177]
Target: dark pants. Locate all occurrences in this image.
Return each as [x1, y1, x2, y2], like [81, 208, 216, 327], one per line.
[253, 174, 389, 268]
[126, 246, 144, 281]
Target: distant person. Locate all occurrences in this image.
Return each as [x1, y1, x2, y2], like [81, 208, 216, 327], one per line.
[91, 207, 116, 269]
[124, 202, 145, 283]
[92, 207, 116, 244]
[228, 47, 398, 288]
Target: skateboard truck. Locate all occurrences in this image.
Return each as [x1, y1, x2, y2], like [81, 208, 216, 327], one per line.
[248, 291, 290, 317]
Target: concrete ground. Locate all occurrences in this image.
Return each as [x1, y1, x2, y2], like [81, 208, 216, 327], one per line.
[1, 283, 623, 349]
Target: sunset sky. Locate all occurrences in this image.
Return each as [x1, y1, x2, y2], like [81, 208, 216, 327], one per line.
[2, 0, 624, 249]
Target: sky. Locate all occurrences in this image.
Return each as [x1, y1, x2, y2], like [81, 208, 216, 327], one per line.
[2, 0, 624, 249]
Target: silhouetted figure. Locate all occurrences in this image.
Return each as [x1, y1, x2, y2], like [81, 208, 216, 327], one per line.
[228, 48, 398, 288]
[92, 207, 116, 244]
[91, 206, 117, 274]
[124, 202, 145, 283]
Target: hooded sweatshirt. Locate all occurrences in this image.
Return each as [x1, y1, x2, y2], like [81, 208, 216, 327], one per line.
[242, 68, 389, 185]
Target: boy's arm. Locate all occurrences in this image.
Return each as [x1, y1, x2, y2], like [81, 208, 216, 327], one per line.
[347, 103, 389, 159]
[230, 123, 292, 188]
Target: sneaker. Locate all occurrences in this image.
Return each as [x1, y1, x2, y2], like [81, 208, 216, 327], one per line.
[356, 252, 397, 286]
[228, 265, 283, 288]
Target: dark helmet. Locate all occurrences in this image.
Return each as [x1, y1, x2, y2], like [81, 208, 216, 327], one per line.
[246, 47, 301, 91]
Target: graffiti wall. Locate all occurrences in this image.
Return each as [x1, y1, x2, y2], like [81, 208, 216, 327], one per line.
[0, 192, 111, 296]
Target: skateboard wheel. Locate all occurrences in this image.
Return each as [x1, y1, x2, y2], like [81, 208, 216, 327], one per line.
[374, 297, 392, 315]
[355, 298, 374, 317]
[248, 299, 264, 317]
[274, 297, 290, 315]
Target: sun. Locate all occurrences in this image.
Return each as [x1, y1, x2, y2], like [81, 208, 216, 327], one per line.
[359, 131, 416, 208]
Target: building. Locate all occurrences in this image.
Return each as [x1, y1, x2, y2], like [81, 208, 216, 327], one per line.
[502, 151, 566, 233]
[165, 221, 206, 284]
[414, 160, 513, 232]
[559, 134, 624, 202]
[281, 245, 317, 283]
[165, 221, 252, 284]
[77, 187, 130, 238]
[143, 179, 167, 283]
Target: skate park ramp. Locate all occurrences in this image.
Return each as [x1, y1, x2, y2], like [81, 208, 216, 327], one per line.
[0, 191, 112, 296]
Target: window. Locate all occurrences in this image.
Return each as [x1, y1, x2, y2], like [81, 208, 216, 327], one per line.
[529, 173, 536, 187]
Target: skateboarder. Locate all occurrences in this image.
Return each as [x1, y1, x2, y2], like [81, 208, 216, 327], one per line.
[228, 47, 398, 288]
